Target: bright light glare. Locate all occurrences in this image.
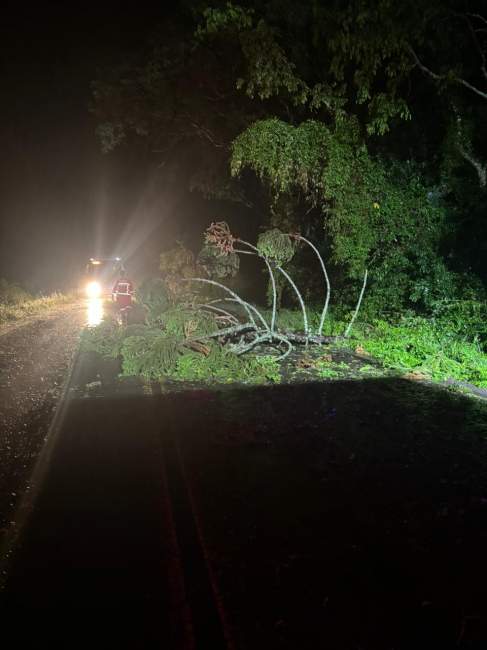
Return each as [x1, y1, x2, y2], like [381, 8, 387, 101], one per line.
[86, 281, 102, 298]
[87, 297, 104, 327]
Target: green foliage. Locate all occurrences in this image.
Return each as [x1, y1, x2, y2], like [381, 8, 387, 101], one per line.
[197, 3, 346, 115]
[197, 244, 240, 279]
[91, 0, 486, 333]
[260, 307, 348, 336]
[352, 318, 487, 388]
[81, 318, 126, 358]
[169, 346, 281, 384]
[137, 278, 169, 312]
[95, 122, 127, 153]
[261, 303, 487, 388]
[159, 243, 197, 302]
[159, 243, 195, 277]
[121, 333, 181, 379]
[432, 300, 487, 350]
[86, 314, 280, 384]
[256, 229, 295, 266]
[136, 278, 170, 326]
[314, 363, 340, 379]
[197, 1, 412, 133]
[231, 118, 333, 195]
[162, 308, 217, 338]
[317, 0, 415, 134]
[196, 2, 253, 38]
[81, 321, 164, 359]
[233, 118, 464, 313]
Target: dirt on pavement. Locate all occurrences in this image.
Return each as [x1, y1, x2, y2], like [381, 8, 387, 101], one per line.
[0, 302, 86, 536]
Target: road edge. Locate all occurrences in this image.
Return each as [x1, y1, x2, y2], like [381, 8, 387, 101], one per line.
[0, 342, 82, 590]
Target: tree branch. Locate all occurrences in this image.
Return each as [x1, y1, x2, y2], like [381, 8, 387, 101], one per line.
[344, 269, 368, 338]
[407, 45, 441, 81]
[467, 13, 487, 28]
[463, 13, 487, 83]
[451, 103, 487, 188]
[183, 113, 228, 148]
[455, 141, 487, 187]
[407, 45, 487, 101]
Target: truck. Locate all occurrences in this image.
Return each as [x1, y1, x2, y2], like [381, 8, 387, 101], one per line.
[83, 257, 124, 298]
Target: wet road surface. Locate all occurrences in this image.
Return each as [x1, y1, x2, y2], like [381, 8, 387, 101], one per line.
[0, 302, 85, 535]
[1, 360, 227, 649]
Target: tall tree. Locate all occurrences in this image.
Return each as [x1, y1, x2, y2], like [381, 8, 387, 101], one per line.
[91, 1, 486, 309]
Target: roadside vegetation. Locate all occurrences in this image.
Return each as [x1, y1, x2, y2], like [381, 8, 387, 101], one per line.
[88, 1, 487, 393]
[0, 278, 73, 326]
[81, 312, 282, 386]
[82, 230, 487, 391]
[261, 303, 487, 389]
[350, 312, 487, 389]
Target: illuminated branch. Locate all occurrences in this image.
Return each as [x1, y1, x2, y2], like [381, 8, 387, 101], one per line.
[276, 265, 309, 344]
[190, 227, 364, 360]
[292, 234, 331, 336]
[184, 277, 261, 329]
[468, 13, 487, 27]
[196, 303, 240, 325]
[230, 331, 293, 360]
[190, 323, 256, 341]
[344, 269, 368, 338]
[234, 227, 309, 341]
[234, 239, 278, 333]
[218, 297, 271, 330]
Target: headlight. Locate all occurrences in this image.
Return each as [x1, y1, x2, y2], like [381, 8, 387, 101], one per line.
[86, 281, 102, 298]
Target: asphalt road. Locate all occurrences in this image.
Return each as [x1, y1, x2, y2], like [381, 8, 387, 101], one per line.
[1, 398, 188, 647]
[0, 302, 85, 535]
[0, 352, 226, 649]
[1, 305, 487, 649]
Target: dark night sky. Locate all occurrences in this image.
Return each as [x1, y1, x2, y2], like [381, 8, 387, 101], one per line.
[0, 1, 189, 291]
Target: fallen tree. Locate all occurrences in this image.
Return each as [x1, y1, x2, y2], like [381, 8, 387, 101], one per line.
[82, 223, 367, 381]
[180, 221, 367, 360]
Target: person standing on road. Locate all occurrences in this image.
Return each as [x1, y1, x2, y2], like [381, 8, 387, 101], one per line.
[112, 270, 134, 310]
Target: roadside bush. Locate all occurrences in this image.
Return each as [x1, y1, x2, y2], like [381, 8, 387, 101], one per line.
[0, 289, 73, 325]
[432, 300, 487, 350]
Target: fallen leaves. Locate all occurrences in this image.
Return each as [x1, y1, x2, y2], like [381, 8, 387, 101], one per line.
[354, 345, 370, 357]
[403, 371, 429, 381]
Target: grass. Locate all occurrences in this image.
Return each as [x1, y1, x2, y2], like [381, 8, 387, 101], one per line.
[0, 292, 75, 326]
[349, 317, 487, 389]
[264, 303, 487, 389]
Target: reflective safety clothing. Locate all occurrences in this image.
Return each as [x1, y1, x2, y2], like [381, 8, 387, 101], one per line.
[112, 279, 134, 309]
